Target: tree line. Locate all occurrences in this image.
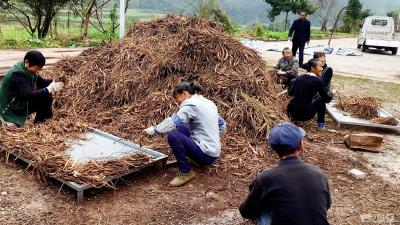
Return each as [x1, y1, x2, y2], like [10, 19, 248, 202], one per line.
[0, 0, 130, 39]
[0, 0, 397, 40]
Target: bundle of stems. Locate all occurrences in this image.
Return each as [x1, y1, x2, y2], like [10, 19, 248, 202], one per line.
[1, 15, 287, 186]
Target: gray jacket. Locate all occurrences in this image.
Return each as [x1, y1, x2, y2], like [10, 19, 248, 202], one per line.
[275, 57, 299, 78]
[154, 95, 226, 157]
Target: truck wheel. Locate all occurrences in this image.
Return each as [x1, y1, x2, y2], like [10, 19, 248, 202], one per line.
[392, 48, 398, 55]
[362, 44, 368, 52]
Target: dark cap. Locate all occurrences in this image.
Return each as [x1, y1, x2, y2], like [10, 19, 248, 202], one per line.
[269, 122, 306, 153]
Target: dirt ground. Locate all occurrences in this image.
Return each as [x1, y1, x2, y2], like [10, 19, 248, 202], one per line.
[333, 75, 400, 188]
[2, 119, 400, 225]
[1, 43, 400, 224]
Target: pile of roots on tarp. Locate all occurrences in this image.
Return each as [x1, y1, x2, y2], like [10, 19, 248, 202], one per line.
[0, 15, 287, 187]
[336, 97, 381, 120]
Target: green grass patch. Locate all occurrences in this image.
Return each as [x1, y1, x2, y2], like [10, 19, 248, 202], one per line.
[0, 9, 166, 49]
[264, 62, 399, 103]
[0, 23, 114, 49]
[234, 25, 356, 41]
[333, 74, 400, 103]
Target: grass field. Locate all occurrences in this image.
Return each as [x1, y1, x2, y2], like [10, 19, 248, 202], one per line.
[0, 9, 164, 49]
[233, 27, 356, 41]
[333, 74, 400, 103]
[0, 8, 356, 49]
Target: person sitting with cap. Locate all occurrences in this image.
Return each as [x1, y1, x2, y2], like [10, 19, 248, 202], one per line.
[239, 122, 331, 225]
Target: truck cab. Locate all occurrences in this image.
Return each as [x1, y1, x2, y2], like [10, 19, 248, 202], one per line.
[357, 16, 400, 55]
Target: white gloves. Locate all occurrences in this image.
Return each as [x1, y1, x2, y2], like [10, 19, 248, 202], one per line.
[47, 81, 64, 93]
[277, 70, 287, 75]
[144, 126, 156, 135]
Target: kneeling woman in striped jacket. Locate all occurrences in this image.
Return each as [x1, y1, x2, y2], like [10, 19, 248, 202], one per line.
[144, 81, 226, 187]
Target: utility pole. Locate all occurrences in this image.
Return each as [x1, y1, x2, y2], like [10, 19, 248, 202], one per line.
[119, 0, 125, 39]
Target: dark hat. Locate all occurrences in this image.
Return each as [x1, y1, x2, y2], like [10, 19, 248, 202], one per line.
[269, 122, 306, 153]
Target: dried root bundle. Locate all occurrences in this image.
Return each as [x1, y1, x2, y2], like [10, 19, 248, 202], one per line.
[338, 97, 381, 120]
[0, 15, 287, 186]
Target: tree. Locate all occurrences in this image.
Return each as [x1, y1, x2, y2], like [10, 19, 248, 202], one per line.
[263, 0, 316, 31]
[71, 0, 112, 38]
[341, 0, 372, 33]
[71, 0, 132, 38]
[328, 5, 346, 46]
[313, 0, 338, 32]
[196, 0, 235, 33]
[197, 0, 219, 18]
[108, 1, 118, 38]
[0, 14, 4, 36]
[346, 0, 362, 20]
[360, 9, 372, 20]
[387, 11, 396, 18]
[1, 0, 70, 39]
[0, 6, 6, 36]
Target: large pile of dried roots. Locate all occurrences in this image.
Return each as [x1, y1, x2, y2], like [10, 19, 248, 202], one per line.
[0, 15, 287, 187]
[337, 97, 381, 120]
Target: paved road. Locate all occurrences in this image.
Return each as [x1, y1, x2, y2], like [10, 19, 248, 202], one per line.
[0, 48, 86, 75]
[1, 39, 400, 84]
[258, 38, 400, 84]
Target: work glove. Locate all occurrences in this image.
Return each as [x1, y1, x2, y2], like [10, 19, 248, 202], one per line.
[143, 126, 156, 136]
[47, 81, 64, 93]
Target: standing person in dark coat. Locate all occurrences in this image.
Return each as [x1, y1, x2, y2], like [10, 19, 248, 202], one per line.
[0, 51, 64, 127]
[288, 10, 311, 65]
[239, 122, 331, 225]
[287, 59, 333, 129]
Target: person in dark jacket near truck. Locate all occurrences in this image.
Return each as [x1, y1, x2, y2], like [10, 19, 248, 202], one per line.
[287, 59, 333, 129]
[239, 122, 331, 225]
[288, 10, 311, 65]
[0, 51, 64, 127]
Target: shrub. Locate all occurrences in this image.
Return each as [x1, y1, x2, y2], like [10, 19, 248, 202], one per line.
[250, 23, 268, 38]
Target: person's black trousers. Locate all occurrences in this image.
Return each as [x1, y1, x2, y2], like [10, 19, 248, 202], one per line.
[313, 97, 326, 123]
[292, 41, 306, 65]
[28, 94, 53, 123]
[321, 72, 333, 91]
[281, 74, 297, 88]
[287, 97, 326, 124]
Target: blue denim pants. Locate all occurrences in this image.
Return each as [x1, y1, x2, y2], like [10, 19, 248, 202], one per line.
[257, 210, 272, 225]
[167, 125, 217, 173]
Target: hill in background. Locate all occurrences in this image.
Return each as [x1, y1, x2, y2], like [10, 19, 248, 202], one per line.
[128, 0, 399, 27]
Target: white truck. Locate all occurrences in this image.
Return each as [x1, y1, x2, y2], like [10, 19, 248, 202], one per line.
[357, 15, 400, 55]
